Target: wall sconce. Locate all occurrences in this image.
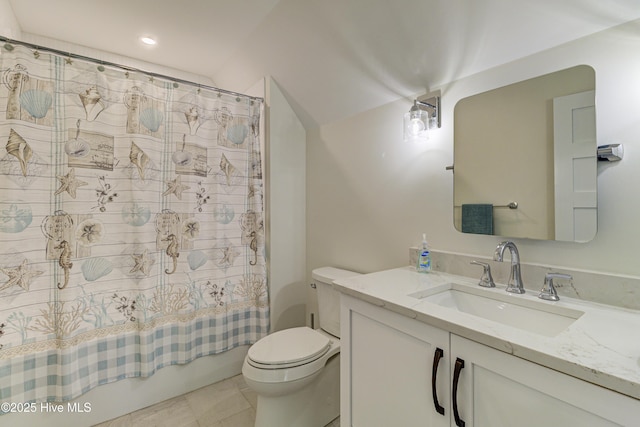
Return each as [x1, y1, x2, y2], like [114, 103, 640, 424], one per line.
[404, 90, 441, 142]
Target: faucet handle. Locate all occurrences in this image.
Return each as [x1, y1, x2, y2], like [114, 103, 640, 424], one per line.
[539, 272, 572, 301]
[470, 261, 495, 288]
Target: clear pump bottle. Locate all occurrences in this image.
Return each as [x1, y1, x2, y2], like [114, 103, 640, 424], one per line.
[417, 234, 431, 273]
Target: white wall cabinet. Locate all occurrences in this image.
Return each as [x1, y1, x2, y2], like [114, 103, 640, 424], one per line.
[341, 294, 639, 427]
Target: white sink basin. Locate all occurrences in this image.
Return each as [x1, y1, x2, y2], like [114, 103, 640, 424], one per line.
[409, 283, 584, 337]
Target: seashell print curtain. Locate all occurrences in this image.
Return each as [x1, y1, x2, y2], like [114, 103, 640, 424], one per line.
[0, 44, 268, 404]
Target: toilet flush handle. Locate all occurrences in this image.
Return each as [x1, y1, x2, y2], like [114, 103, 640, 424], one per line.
[309, 283, 317, 327]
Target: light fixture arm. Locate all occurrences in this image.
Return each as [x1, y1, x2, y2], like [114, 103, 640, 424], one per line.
[415, 100, 437, 110]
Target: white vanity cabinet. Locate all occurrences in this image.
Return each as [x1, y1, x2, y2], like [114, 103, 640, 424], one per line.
[450, 334, 638, 427]
[341, 295, 450, 427]
[341, 294, 640, 427]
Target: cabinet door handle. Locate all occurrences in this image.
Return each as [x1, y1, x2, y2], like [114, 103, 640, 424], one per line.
[431, 347, 445, 415]
[452, 357, 466, 427]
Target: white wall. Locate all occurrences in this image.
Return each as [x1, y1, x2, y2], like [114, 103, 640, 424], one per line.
[0, 0, 212, 87]
[16, 34, 212, 87]
[266, 77, 308, 331]
[246, 77, 309, 331]
[0, 0, 20, 40]
[307, 19, 640, 282]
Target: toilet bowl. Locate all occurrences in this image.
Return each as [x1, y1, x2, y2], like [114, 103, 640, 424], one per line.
[242, 267, 360, 427]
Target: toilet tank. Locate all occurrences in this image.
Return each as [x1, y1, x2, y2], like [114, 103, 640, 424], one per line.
[311, 267, 361, 338]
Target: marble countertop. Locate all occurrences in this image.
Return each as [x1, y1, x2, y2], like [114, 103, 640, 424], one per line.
[334, 267, 640, 400]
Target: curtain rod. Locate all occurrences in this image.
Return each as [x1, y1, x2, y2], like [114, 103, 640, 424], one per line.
[0, 35, 264, 103]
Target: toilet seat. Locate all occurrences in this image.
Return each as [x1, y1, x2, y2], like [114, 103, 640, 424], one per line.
[247, 327, 331, 369]
[243, 327, 340, 384]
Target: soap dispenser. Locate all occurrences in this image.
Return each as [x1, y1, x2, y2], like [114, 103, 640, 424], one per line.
[417, 234, 431, 273]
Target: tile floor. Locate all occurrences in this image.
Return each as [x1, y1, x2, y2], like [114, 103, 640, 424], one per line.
[93, 374, 341, 427]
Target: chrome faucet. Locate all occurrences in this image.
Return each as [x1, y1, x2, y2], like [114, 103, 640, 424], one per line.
[493, 241, 525, 294]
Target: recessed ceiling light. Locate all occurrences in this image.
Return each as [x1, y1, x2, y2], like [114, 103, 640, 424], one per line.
[140, 36, 157, 46]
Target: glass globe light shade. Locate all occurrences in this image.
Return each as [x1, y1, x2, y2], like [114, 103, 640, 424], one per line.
[404, 108, 429, 142]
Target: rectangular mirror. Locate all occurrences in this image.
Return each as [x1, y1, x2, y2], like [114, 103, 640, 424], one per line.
[453, 65, 596, 242]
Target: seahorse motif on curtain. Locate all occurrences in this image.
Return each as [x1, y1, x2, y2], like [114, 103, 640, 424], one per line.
[0, 44, 268, 404]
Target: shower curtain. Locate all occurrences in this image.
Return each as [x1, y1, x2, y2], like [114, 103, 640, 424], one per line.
[0, 43, 268, 404]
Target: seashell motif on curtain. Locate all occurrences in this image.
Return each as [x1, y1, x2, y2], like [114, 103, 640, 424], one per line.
[177, 89, 217, 136]
[129, 141, 150, 180]
[184, 106, 201, 135]
[79, 86, 105, 121]
[172, 134, 192, 166]
[68, 67, 114, 121]
[65, 120, 91, 158]
[19, 89, 52, 119]
[81, 257, 113, 281]
[6, 128, 33, 177]
[139, 108, 164, 132]
[65, 138, 90, 158]
[220, 154, 236, 185]
[172, 149, 192, 167]
[226, 123, 249, 145]
[187, 250, 208, 270]
[215, 153, 243, 192]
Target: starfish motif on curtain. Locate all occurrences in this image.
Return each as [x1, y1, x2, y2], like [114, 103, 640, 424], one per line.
[0, 259, 44, 292]
[130, 249, 154, 276]
[163, 175, 190, 200]
[219, 245, 239, 267]
[55, 168, 88, 198]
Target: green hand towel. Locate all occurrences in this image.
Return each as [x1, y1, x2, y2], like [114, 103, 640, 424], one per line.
[461, 204, 493, 235]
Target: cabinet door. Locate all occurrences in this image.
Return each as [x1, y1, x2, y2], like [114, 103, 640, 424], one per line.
[451, 335, 640, 427]
[342, 295, 450, 427]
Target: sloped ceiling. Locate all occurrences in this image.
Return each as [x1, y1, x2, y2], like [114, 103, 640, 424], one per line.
[7, 0, 640, 128]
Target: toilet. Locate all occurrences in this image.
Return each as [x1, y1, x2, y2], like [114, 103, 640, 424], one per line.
[242, 267, 360, 427]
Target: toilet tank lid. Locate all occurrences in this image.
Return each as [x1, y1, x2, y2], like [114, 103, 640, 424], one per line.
[311, 267, 361, 284]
